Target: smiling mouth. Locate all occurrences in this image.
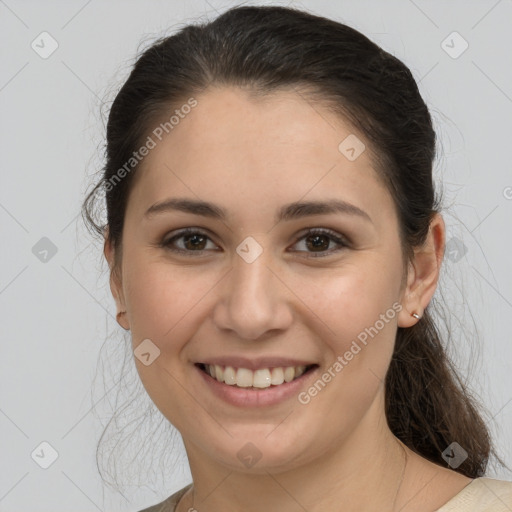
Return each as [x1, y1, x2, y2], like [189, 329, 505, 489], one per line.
[196, 363, 318, 389]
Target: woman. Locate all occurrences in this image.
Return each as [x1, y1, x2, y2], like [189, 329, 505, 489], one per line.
[82, 5, 512, 511]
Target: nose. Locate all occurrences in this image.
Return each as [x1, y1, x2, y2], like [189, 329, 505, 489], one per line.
[212, 244, 293, 341]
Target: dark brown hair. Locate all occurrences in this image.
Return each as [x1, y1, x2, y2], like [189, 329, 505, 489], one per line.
[83, 5, 506, 483]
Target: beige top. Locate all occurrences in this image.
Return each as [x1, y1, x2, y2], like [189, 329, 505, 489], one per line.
[138, 477, 512, 511]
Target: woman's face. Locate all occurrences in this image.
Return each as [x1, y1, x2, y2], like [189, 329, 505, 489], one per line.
[109, 86, 416, 473]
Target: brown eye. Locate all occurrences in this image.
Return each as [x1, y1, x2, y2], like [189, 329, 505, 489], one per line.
[305, 233, 330, 251]
[181, 233, 208, 250]
[160, 227, 349, 258]
[291, 228, 349, 257]
[162, 228, 217, 254]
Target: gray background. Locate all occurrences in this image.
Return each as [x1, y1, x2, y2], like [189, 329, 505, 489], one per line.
[1, 0, 511, 510]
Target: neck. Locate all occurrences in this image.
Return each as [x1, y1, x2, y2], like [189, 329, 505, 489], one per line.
[179, 390, 409, 512]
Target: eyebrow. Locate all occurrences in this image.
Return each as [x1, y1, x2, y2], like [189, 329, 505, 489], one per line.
[144, 197, 373, 224]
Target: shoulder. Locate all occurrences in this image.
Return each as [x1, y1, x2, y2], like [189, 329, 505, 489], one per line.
[137, 483, 193, 512]
[136, 478, 512, 511]
[436, 477, 512, 511]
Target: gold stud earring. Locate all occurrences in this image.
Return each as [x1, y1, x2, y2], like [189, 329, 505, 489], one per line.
[411, 312, 421, 320]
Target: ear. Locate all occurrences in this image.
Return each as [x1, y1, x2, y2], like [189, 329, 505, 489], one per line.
[397, 213, 445, 328]
[103, 227, 130, 330]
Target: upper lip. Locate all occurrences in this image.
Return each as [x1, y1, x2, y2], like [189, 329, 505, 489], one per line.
[196, 356, 318, 371]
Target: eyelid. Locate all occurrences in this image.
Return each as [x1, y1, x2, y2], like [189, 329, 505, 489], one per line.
[161, 227, 219, 254]
[291, 227, 349, 257]
[160, 226, 350, 257]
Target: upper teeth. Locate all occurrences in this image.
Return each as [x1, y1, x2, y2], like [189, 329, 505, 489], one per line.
[204, 365, 309, 388]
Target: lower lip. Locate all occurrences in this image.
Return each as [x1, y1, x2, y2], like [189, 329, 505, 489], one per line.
[195, 364, 320, 407]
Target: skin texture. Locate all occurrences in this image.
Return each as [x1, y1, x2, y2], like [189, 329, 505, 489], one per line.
[105, 87, 471, 511]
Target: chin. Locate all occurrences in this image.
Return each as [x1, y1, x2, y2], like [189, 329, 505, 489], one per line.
[195, 426, 317, 474]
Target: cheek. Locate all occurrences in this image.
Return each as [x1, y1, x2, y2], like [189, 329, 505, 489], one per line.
[298, 272, 399, 434]
[123, 258, 217, 350]
[121, 260, 210, 423]
[299, 263, 400, 347]
[121, 254, 176, 336]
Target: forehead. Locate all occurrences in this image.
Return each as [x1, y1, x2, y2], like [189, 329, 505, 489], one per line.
[126, 86, 396, 226]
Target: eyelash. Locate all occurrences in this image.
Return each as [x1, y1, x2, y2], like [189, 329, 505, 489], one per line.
[160, 227, 349, 258]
